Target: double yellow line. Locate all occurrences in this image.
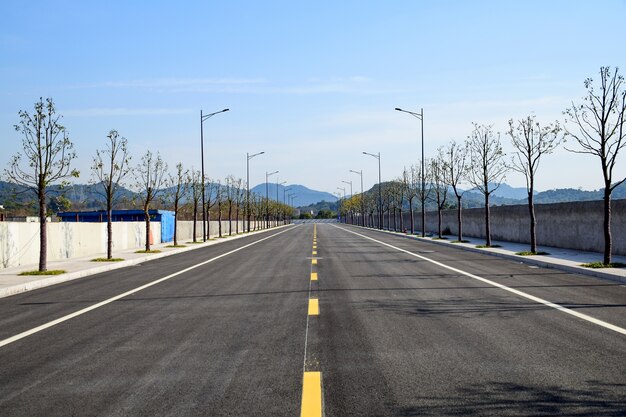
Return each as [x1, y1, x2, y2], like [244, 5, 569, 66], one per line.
[302, 224, 322, 417]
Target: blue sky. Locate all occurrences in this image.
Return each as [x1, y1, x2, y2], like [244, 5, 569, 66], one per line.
[1, 0, 625, 196]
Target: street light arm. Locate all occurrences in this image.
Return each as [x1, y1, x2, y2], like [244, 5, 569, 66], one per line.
[201, 108, 230, 122]
[248, 151, 265, 160]
[395, 107, 422, 120]
[363, 151, 380, 160]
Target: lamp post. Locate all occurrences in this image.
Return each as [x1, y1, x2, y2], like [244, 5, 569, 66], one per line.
[363, 151, 382, 229]
[200, 107, 229, 241]
[337, 186, 346, 223]
[350, 169, 364, 226]
[342, 180, 353, 224]
[276, 180, 286, 225]
[284, 187, 292, 223]
[246, 151, 264, 233]
[396, 107, 425, 237]
[266, 170, 278, 228]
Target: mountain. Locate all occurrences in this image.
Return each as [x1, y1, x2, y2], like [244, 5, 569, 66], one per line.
[250, 183, 336, 207]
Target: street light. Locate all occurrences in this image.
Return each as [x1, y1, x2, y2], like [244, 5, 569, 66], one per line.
[396, 107, 425, 237]
[266, 170, 279, 228]
[276, 180, 286, 225]
[350, 169, 364, 226]
[200, 107, 229, 241]
[363, 151, 382, 229]
[337, 186, 346, 223]
[342, 180, 353, 225]
[284, 187, 292, 223]
[246, 151, 264, 233]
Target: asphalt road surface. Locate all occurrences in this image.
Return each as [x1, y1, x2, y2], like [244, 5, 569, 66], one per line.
[0, 224, 624, 416]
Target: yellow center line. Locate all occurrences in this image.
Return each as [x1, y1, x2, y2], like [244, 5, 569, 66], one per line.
[308, 298, 319, 315]
[312, 250, 317, 255]
[301, 371, 322, 417]
[313, 245, 317, 249]
[311, 259, 317, 265]
[310, 272, 318, 281]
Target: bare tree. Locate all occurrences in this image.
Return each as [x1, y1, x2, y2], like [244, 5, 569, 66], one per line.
[564, 67, 626, 265]
[205, 179, 218, 238]
[135, 151, 167, 251]
[91, 130, 131, 259]
[216, 181, 224, 237]
[431, 151, 449, 239]
[225, 175, 240, 236]
[165, 163, 189, 246]
[234, 179, 245, 234]
[442, 140, 468, 242]
[507, 116, 562, 254]
[404, 166, 418, 234]
[5, 98, 79, 271]
[466, 124, 507, 247]
[414, 162, 432, 236]
[189, 169, 202, 242]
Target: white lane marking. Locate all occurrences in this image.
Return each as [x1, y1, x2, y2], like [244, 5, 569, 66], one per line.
[332, 225, 626, 336]
[0, 226, 299, 349]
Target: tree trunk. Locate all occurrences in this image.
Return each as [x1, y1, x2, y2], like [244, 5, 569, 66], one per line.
[38, 179, 47, 272]
[392, 207, 397, 231]
[106, 198, 113, 259]
[437, 205, 443, 238]
[192, 200, 197, 243]
[144, 205, 151, 251]
[228, 204, 233, 236]
[218, 204, 222, 237]
[207, 211, 212, 238]
[236, 207, 240, 234]
[174, 201, 179, 246]
[457, 195, 463, 242]
[528, 191, 537, 254]
[603, 187, 612, 265]
[399, 208, 404, 232]
[485, 193, 491, 247]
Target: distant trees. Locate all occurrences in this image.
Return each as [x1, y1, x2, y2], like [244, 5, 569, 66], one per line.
[466, 124, 507, 247]
[565, 66, 626, 265]
[5, 98, 79, 271]
[189, 169, 203, 242]
[507, 116, 562, 254]
[92, 130, 131, 259]
[135, 151, 167, 251]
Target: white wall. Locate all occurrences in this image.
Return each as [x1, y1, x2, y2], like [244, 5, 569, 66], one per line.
[0, 219, 280, 269]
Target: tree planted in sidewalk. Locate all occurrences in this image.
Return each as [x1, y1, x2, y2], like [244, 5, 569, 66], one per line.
[165, 162, 189, 246]
[5, 98, 79, 271]
[564, 66, 626, 265]
[188, 169, 202, 242]
[91, 130, 131, 259]
[466, 124, 507, 247]
[442, 140, 468, 242]
[507, 115, 562, 254]
[431, 151, 449, 239]
[135, 150, 167, 251]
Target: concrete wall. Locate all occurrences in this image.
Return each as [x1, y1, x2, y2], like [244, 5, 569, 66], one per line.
[0, 219, 278, 269]
[373, 200, 626, 255]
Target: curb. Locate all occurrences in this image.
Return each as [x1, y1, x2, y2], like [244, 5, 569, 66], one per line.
[0, 224, 294, 299]
[343, 225, 626, 285]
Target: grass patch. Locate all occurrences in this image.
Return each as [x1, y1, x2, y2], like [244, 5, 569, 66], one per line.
[91, 257, 124, 262]
[166, 244, 186, 248]
[432, 237, 448, 240]
[515, 251, 550, 256]
[134, 249, 162, 254]
[187, 241, 204, 244]
[451, 240, 471, 243]
[581, 262, 626, 269]
[476, 244, 502, 249]
[19, 270, 66, 276]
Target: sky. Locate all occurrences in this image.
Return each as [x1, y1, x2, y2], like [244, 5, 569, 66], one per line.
[1, 0, 625, 196]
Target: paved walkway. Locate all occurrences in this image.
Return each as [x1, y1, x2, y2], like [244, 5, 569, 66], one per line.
[0, 227, 286, 298]
[350, 226, 626, 285]
[2, 224, 625, 299]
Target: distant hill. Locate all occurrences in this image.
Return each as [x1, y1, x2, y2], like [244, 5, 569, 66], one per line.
[251, 183, 336, 207]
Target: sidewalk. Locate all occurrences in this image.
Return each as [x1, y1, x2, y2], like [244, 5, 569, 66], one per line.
[353, 226, 626, 285]
[0, 226, 290, 299]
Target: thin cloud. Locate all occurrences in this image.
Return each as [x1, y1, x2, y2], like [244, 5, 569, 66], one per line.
[62, 108, 193, 117]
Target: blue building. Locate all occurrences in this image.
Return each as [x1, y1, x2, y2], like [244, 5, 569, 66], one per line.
[57, 209, 175, 243]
